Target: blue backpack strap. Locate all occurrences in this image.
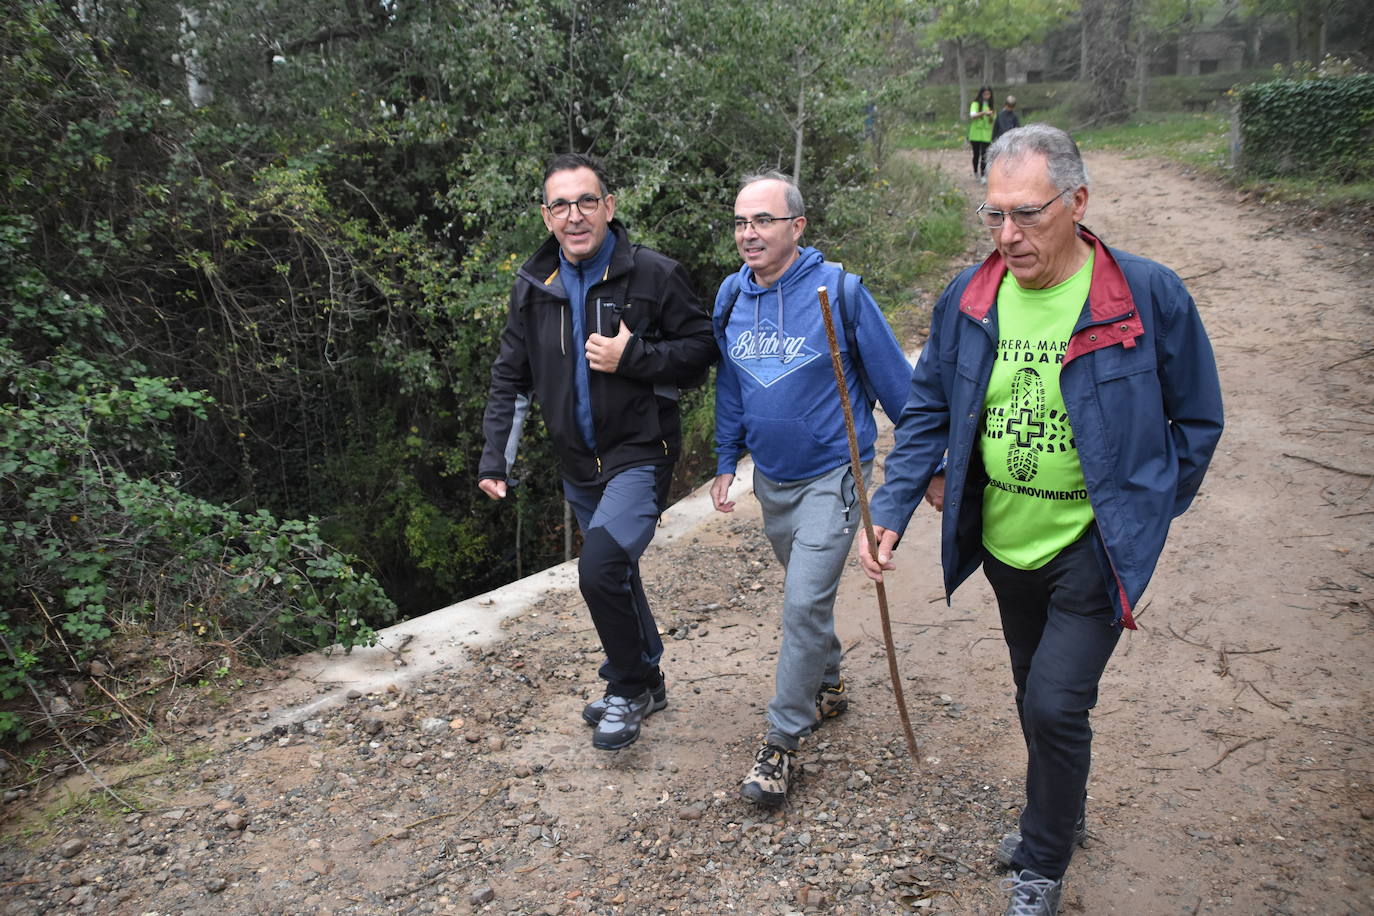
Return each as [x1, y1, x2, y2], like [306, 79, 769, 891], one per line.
[713, 273, 742, 340]
[824, 261, 879, 407]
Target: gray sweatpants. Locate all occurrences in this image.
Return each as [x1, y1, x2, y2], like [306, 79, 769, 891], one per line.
[754, 461, 869, 750]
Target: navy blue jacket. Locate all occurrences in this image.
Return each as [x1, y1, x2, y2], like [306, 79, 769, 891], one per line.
[870, 229, 1224, 627]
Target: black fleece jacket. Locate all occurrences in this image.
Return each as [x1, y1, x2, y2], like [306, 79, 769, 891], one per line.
[479, 221, 718, 486]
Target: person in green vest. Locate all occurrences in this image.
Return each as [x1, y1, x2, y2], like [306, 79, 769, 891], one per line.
[968, 85, 996, 182]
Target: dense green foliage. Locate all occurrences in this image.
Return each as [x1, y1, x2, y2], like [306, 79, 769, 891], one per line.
[0, 0, 951, 743]
[1237, 74, 1374, 180]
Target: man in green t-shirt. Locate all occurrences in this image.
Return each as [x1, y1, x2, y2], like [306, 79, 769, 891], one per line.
[861, 124, 1224, 916]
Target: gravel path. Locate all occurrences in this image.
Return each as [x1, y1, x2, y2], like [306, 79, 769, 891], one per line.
[2, 150, 1372, 916]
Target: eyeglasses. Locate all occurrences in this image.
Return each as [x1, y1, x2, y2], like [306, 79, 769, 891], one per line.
[733, 215, 799, 232]
[976, 189, 1072, 229]
[544, 194, 604, 220]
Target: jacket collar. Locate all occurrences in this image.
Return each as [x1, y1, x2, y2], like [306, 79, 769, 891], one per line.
[518, 220, 634, 294]
[957, 226, 1135, 324]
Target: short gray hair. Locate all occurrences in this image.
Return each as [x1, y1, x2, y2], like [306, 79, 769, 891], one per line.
[739, 170, 806, 217]
[987, 124, 1089, 193]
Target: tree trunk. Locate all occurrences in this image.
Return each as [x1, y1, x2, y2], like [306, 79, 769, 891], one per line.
[1135, 38, 1148, 112]
[1080, 18, 1089, 81]
[1294, 0, 1324, 64]
[1082, 0, 1133, 124]
[792, 81, 805, 183]
[1134, 10, 1150, 113]
[178, 5, 212, 108]
[566, 0, 577, 151]
[955, 40, 968, 119]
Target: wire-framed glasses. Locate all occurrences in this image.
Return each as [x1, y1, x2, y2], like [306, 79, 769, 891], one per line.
[975, 189, 1072, 229]
[733, 215, 799, 232]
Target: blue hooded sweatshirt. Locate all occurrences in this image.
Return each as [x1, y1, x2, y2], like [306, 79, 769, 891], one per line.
[713, 246, 912, 482]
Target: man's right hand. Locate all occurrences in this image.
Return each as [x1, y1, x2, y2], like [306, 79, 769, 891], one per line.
[858, 525, 900, 583]
[923, 472, 946, 512]
[478, 478, 508, 500]
[710, 474, 735, 513]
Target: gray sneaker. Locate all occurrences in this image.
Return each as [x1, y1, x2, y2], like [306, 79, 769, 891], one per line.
[582, 680, 667, 726]
[591, 690, 653, 750]
[995, 810, 1086, 869]
[740, 743, 796, 807]
[1001, 868, 1062, 915]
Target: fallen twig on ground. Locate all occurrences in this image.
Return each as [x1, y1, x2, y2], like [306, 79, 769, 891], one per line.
[683, 672, 748, 683]
[370, 791, 495, 846]
[1201, 735, 1271, 772]
[1281, 453, 1373, 478]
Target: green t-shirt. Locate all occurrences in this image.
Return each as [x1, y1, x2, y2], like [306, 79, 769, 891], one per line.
[968, 102, 993, 143]
[980, 252, 1095, 570]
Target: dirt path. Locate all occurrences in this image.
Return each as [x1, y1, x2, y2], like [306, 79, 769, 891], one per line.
[3, 151, 1372, 916]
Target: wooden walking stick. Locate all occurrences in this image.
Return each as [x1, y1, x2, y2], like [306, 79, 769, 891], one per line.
[816, 285, 922, 766]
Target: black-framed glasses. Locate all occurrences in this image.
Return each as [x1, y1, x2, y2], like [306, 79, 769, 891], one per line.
[733, 215, 799, 232]
[544, 194, 604, 220]
[976, 189, 1072, 229]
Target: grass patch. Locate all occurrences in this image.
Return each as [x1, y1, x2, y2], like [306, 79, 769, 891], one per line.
[891, 70, 1273, 144]
[3, 744, 219, 848]
[892, 122, 965, 151]
[1074, 110, 1232, 170]
[1075, 110, 1374, 222]
[820, 152, 972, 341]
[1232, 174, 1374, 230]
[1239, 177, 1374, 209]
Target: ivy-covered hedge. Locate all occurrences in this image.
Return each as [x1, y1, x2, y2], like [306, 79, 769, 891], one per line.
[1236, 74, 1374, 180]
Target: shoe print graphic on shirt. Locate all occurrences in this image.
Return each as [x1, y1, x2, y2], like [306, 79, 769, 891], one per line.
[983, 367, 1074, 482]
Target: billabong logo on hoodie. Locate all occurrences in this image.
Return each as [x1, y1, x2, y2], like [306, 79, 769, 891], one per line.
[728, 319, 820, 387]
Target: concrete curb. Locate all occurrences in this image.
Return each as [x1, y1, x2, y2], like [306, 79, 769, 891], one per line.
[274, 461, 756, 725]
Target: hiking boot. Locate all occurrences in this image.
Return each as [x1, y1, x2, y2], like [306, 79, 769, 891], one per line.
[591, 690, 653, 750]
[995, 810, 1086, 869]
[1001, 868, 1062, 916]
[740, 743, 796, 807]
[582, 679, 667, 726]
[815, 678, 849, 722]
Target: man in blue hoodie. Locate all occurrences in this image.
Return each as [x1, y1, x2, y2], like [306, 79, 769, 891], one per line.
[711, 171, 914, 805]
[479, 154, 716, 751]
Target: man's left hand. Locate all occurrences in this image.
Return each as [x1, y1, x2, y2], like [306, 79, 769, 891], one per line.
[586, 322, 633, 373]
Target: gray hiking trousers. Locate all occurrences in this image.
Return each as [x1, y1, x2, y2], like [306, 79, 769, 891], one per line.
[754, 461, 869, 750]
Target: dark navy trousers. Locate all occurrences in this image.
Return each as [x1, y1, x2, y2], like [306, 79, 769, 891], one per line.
[982, 527, 1122, 881]
[563, 465, 670, 697]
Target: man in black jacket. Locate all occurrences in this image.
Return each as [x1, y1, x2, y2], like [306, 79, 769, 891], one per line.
[479, 153, 717, 750]
[992, 95, 1020, 143]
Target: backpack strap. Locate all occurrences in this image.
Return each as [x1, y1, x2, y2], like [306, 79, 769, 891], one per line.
[825, 261, 879, 407]
[713, 272, 742, 340]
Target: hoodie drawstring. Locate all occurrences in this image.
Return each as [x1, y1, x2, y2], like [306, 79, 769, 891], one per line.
[750, 286, 788, 339]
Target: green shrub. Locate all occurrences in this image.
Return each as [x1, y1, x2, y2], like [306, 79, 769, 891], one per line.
[1237, 75, 1374, 181]
[0, 0, 950, 750]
